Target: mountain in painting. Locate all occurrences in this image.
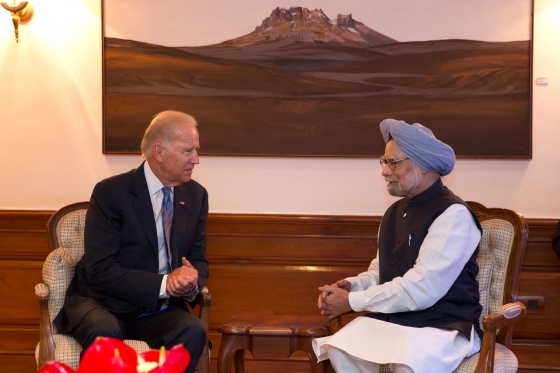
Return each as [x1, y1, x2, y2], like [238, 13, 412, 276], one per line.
[219, 7, 396, 47]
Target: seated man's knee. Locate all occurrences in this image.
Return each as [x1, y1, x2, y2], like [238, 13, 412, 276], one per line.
[74, 309, 123, 351]
[328, 346, 380, 373]
[181, 317, 206, 344]
[164, 313, 206, 346]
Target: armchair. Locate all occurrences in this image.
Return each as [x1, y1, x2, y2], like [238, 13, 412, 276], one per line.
[34, 202, 212, 372]
[327, 201, 528, 373]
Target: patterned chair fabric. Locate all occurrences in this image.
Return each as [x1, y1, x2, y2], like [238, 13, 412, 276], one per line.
[454, 217, 520, 373]
[334, 203, 528, 373]
[34, 206, 152, 370]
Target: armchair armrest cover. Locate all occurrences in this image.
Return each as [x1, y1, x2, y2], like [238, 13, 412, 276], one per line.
[42, 248, 76, 326]
[494, 303, 523, 319]
[482, 302, 526, 333]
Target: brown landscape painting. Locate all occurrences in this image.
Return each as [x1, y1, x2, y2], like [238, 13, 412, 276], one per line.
[103, 7, 531, 157]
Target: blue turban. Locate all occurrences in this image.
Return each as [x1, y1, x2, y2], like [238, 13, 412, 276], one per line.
[380, 119, 455, 176]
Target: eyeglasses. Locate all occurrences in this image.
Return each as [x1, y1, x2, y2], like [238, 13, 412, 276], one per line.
[379, 157, 410, 170]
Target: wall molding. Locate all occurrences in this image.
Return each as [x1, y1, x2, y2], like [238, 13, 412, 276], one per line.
[1, 209, 559, 371]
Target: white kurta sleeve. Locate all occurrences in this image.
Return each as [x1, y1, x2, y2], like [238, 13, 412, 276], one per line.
[348, 204, 481, 313]
[346, 254, 380, 292]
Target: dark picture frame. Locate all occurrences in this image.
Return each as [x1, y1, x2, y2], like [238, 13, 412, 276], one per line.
[102, 1, 533, 158]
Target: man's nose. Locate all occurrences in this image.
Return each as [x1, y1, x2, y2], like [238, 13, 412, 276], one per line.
[191, 150, 200, 164]
[381, 164, 392, 177]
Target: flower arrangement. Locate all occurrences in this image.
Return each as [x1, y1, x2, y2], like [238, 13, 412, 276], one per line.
[39, 337, 191, 373]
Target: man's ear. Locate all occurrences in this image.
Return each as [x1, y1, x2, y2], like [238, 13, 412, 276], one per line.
[153, 143, 164, 162]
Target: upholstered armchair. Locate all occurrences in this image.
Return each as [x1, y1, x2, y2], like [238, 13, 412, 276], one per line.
[327, 202, 528, 373]
[34, 202, 212, 372]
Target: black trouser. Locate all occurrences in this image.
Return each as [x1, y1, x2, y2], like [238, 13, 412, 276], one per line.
[72, 301, 205, 373]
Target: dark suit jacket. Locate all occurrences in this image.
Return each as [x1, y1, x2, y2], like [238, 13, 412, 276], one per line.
[54, 163, 209, 332]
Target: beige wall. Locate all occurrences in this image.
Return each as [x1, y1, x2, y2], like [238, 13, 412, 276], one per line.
[1, 0, 559, 218]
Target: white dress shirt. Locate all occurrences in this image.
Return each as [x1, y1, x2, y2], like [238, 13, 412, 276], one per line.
[144, 162, 172, 299]
[144, 162, 199, 302]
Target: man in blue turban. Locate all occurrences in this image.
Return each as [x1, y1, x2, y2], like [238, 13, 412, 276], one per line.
[314, 119, 482, 373]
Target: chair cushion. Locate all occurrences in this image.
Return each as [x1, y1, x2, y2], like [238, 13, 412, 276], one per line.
[56, 209, 86, 264]
[42, 248, 76, 329]
[51, 334, 81, 370]
[475, 238, 494, 327]
[479, 219, 514, 315]
[453, 343, 518, 373]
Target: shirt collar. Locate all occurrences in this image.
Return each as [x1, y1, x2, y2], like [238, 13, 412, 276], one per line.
[144, 161, 171, 196]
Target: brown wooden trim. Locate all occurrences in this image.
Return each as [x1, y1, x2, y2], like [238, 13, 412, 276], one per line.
[0, 210, 52, 260]
[0, 210, 53, 229]
[1, 208, 559, 371]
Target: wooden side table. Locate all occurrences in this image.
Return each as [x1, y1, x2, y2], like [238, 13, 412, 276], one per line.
[217, 315, 330, 373]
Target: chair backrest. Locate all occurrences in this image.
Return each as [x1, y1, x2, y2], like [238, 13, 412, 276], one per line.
[47, 202, 89, 257]
[466, 201, 528, 347]
[43, 202, 89, 333]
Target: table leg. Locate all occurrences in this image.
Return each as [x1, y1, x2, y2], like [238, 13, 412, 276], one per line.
[218, 335, 250, 373]
[233, 349, 246, 373]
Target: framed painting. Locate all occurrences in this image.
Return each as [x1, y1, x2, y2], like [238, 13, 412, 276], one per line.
[102, 0, 533, 157]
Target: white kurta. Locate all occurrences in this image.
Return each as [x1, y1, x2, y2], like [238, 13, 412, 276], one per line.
[313, 204, 482, 373]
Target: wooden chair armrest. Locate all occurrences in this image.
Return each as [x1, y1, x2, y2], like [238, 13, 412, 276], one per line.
[198, 286, 211, 309]
[35, 283, 56, 369]
[482, 302, 526, 333]
[197, 286, 211, 332]
[328, 315, 342, 335]
[474, 302, 526, 373]
[194, 287, 211, 373]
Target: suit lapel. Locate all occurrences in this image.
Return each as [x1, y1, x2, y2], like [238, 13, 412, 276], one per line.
[130, 163, 159, 255]
[171, 183, 191, 269]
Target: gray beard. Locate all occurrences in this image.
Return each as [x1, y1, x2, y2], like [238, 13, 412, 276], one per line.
[387, 184, 406, 197]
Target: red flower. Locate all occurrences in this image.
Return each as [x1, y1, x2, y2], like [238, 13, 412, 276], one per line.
[138, 345, 190, 373]
[78, 337, 137, 373]
[38, 361, 76, 373]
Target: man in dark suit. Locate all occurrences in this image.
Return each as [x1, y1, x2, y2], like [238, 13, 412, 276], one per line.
[54, 110, 209, 373]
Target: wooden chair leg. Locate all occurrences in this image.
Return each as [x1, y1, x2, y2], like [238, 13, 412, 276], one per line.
[306, 352, 325, 373]
[194, 342, 210, 373]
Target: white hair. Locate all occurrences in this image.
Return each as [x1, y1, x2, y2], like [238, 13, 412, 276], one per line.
[140, 110, 198, 158]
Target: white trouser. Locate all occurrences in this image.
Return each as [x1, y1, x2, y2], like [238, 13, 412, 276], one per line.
[328, 346, 415, 373]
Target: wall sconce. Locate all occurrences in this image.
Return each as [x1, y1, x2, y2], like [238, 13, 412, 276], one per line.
[1, 1, 33, 43]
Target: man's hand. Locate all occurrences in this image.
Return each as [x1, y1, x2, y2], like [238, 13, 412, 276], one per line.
[166, 257, 198, 297]
[317, 280, 352, 319]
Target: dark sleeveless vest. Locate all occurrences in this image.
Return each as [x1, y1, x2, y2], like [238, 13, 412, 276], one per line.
[365, 179, 483, 340]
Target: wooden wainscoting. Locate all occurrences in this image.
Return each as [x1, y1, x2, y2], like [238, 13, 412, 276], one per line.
[1, 209, 559, 372]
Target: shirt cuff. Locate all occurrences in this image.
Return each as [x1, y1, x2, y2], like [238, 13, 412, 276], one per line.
[348, 290, 367, 312]
[159, 275, 169, 299]
[182, 284, 200, 302]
